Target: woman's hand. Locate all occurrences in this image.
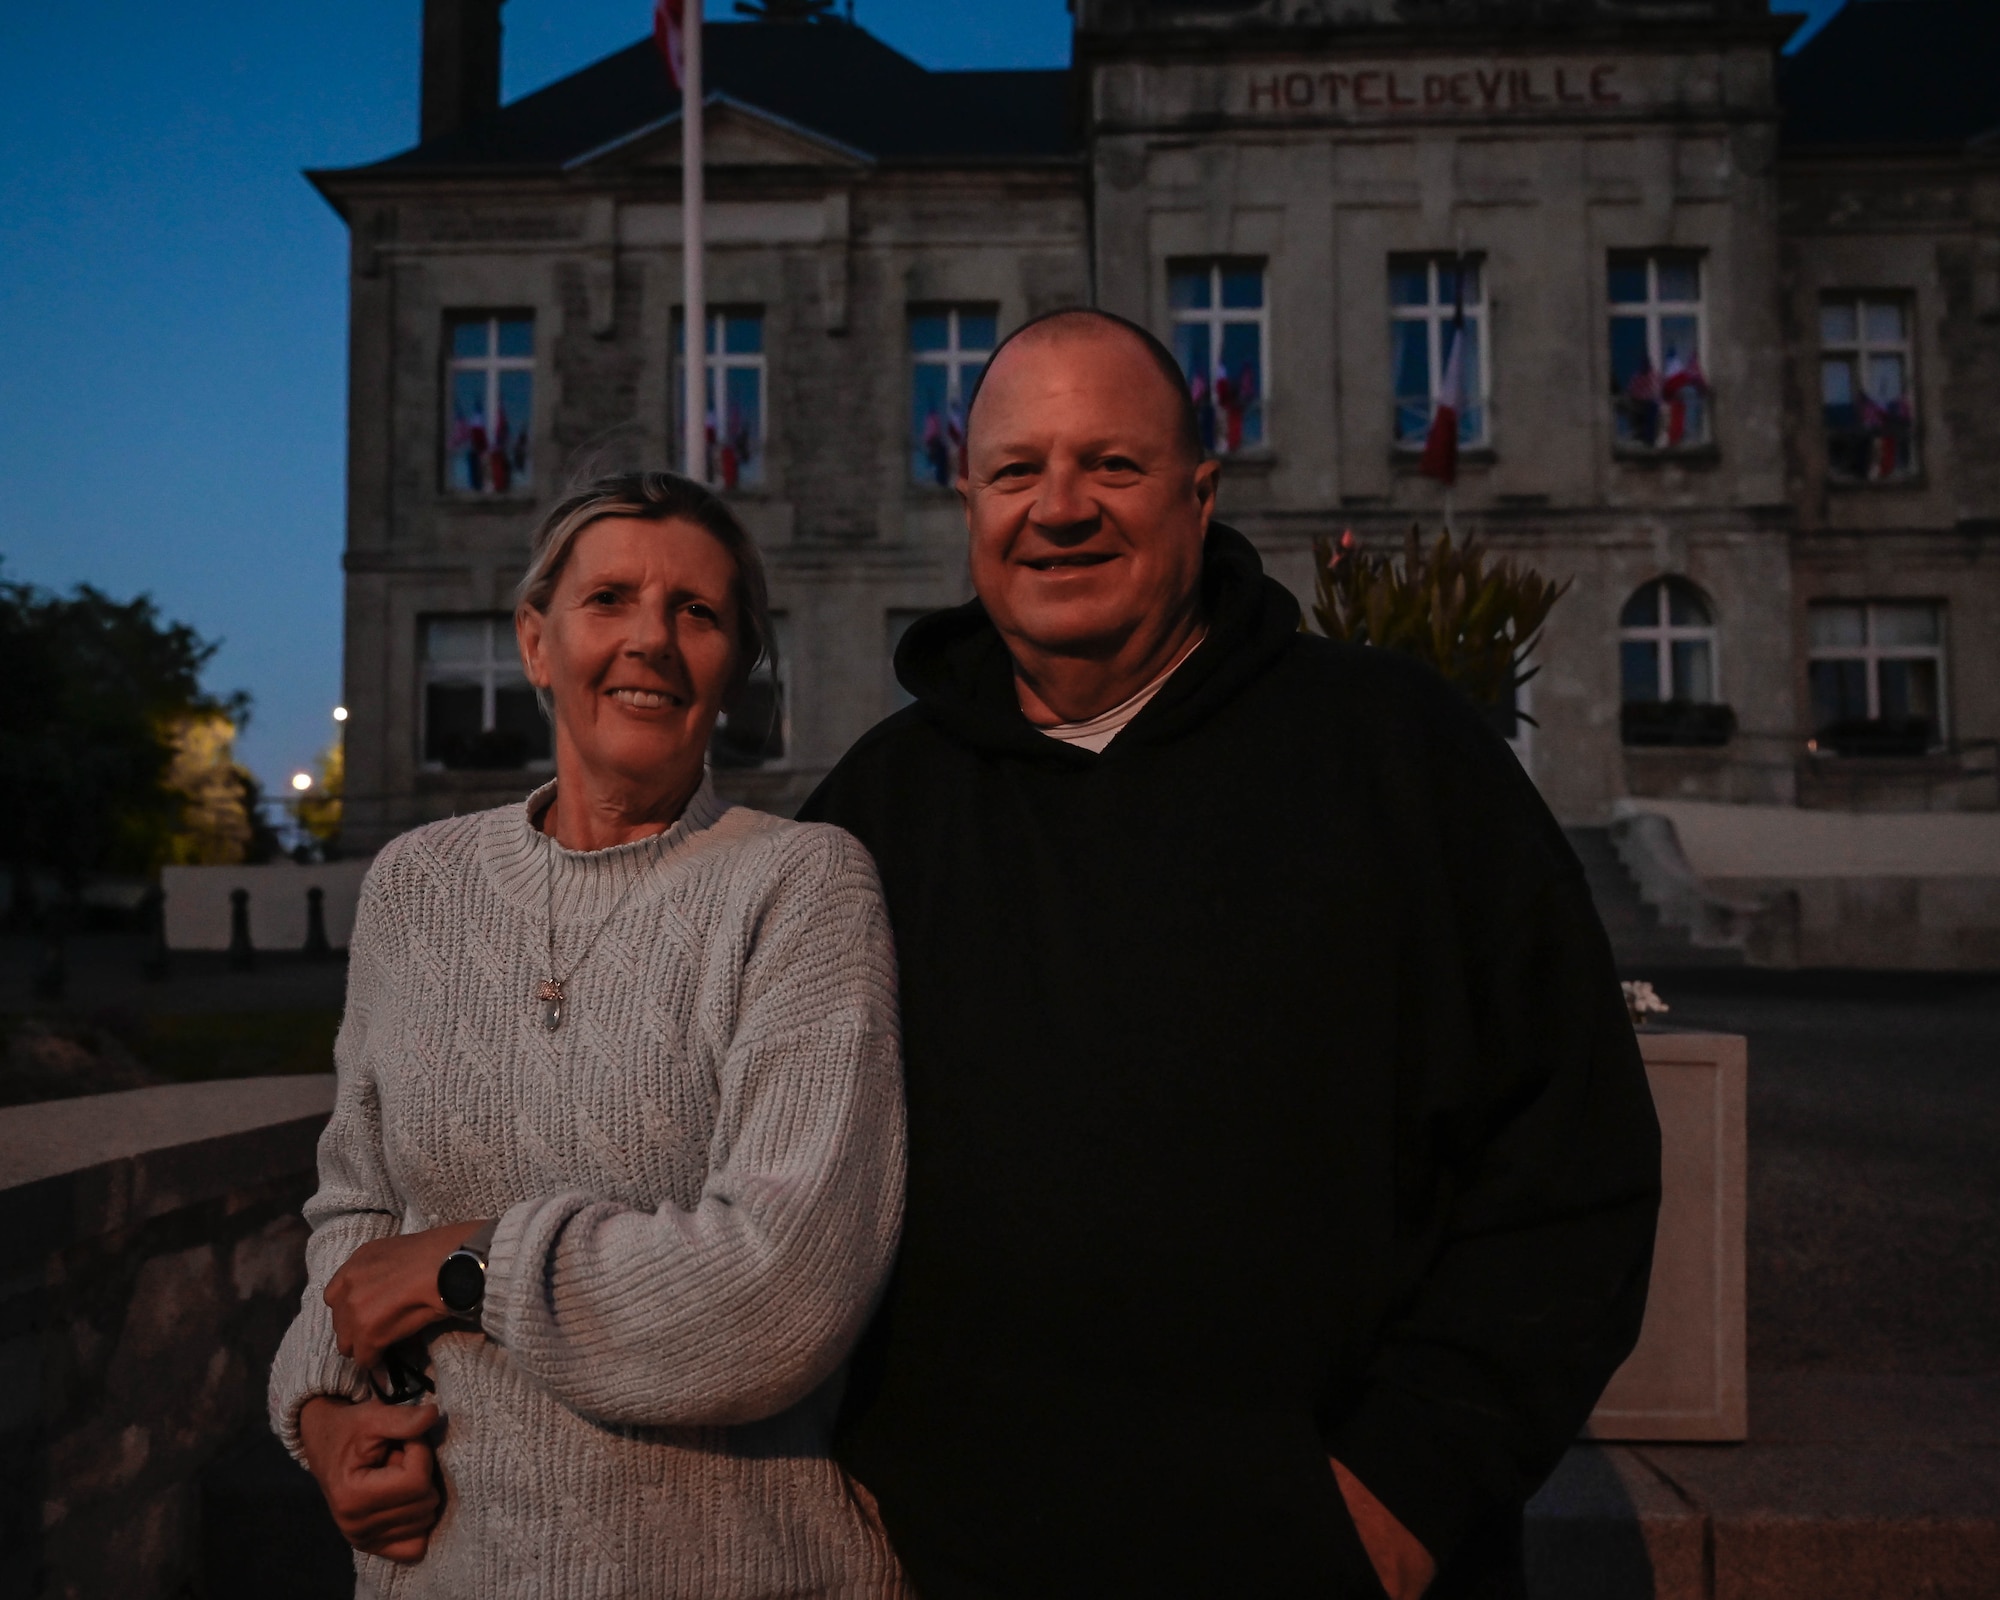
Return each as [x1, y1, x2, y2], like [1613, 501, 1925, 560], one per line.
[325, 1221, 489, 1373]
[298, 1396, 443, 1563]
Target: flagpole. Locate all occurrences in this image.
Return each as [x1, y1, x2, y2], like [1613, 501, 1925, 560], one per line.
[681, 4, 706, 484]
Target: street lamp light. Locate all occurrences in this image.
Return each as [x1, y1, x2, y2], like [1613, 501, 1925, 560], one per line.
[291, 772, 314, 793]
[332, 706, 349, 723]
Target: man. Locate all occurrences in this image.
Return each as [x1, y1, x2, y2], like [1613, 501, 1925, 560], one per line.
[799, 309, 1660, 1598]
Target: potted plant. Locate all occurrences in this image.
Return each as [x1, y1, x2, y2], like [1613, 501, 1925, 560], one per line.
[1309, 525, 1570, 735]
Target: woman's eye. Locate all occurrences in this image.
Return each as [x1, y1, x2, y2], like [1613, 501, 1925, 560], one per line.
[687, 602, 718, 622]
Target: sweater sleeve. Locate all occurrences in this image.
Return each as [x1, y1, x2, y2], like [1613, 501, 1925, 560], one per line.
[267, 875, 407, 1462]
[1326, 709, 1663, 1570]
[477, 826, 906, 1429]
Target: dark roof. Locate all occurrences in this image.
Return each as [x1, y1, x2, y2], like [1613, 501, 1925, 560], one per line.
[1779, 0, 2000, 150]
[339, 22, 1075, 176]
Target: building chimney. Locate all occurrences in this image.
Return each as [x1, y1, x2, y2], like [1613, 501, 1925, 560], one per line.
[421, 0, 505, 144]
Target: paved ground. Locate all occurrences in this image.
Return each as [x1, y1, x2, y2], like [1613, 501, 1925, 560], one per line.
[1645, 967, 2000, 1378]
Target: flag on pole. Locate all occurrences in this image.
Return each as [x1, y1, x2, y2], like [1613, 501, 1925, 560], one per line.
[654, 0, 686, 88]
[1419, 263, 1467, 485]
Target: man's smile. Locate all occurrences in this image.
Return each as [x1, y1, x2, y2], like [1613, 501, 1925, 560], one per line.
[1022, 552, 1116, 572]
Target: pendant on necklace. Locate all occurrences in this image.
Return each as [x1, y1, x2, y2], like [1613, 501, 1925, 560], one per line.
[537, 978, 566, 1032]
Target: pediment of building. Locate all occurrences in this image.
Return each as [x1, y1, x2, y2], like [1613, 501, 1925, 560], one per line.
[570, 95, 872, 173]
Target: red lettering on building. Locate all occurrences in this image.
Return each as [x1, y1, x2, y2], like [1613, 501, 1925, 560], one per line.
[1556, 67, 1587, 104]
[1449, 71, 1472, 107]
[1248, 73, 1283, 111]
[1516, 69, 1547, 106]
[1387, 72, 1418, 108]
[1475, 69, 1505, 107]
[1591, 63, 1622, 104]
[1354, 71, 1384, 108]
[1284, 71, 1315, 107]
[1320, 71, 1349, 107]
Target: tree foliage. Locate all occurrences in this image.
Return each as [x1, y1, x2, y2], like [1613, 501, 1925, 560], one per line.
[1309, 525, 1570, 718]
[0, 578, 251, 898]
[296, 733, 345, 849]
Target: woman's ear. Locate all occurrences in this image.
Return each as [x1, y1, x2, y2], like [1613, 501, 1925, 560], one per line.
[516, 605, 551, 689]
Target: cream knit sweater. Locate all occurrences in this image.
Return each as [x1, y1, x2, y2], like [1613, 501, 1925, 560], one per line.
[268, 777, 909, 1599]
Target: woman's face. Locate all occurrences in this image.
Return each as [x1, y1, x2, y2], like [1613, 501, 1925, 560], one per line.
[517, 514, 743, 801]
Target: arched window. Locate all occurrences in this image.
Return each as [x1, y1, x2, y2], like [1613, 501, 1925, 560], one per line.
[1620, 577, 1717, 704]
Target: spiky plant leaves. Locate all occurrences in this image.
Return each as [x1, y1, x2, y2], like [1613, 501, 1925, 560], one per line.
[1308, 523, 1571, 724]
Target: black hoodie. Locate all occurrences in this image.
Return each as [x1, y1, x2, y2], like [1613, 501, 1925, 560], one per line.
[799, 525, 1660, 1599]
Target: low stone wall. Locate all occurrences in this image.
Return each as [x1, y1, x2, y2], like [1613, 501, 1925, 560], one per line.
[161, 862, 370, 953]
[0, 1077, 333, 1600]
[1612, 800, 2000, 969]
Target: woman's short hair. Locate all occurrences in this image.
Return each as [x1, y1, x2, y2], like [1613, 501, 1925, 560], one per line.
[512, 471, 774, 698]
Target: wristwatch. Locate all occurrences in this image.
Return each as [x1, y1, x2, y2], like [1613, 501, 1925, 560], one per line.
[437, 1220, 498, 1322]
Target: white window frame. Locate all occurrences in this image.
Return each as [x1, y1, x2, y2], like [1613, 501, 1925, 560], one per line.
[1819, 293, 1918, 481]
[419, 614, 550, 770]
[1390, 255, 1491, 450]
[1608, 254, 1709, 450]
[674, 307, 768, 488]
[1168, 259, 1270, 454]
[1620, 578, 1720, 703]
[909, 305, 997, 486]
[444, 314, 534, 495]
[1807, 601, 1949, 739]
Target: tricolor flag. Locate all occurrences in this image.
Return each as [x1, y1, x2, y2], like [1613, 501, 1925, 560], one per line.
[1419, 264, 1468, 485]
[1660, 352, 1708, 447]
[654, 0, 686, 88]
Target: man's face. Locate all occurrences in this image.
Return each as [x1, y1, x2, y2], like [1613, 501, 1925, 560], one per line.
[961, 328, 1219, 660]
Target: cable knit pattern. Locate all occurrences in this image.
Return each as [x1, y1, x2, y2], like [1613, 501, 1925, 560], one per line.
[267, 776, 909, 1599]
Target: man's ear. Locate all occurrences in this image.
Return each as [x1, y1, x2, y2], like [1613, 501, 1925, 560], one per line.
[516, 605, 551, 690]
[1192, 458, 1221, 533]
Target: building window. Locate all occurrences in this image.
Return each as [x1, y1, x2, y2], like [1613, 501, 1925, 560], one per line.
[1808, 602, 1946, 755]
[674, 308, 766, 490]
[1608, 255, 1709, 451]
[711, 613, 790, 769]
[1390, 256, 1488, 450]
[1169, 259, 1267, 455]
[445, 315, 534, 494]
[1620, 578, 1735, 746]
[1821, 295, 1916, 482]
[910, 306, 997, 487]
[420, 615, 550, 770]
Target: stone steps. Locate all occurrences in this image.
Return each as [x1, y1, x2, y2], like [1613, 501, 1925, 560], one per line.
[1565, 826, 1745, 973]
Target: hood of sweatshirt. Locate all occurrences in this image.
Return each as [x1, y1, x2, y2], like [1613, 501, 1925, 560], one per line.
[892, 521, 1303, 764]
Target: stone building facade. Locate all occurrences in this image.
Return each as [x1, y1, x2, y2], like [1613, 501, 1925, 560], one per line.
[312, 0, 1998, 867]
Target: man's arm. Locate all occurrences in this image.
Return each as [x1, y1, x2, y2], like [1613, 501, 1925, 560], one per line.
[1328, 865, 1662, 1573]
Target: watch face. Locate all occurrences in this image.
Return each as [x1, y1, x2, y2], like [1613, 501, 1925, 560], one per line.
[438, 1250, 484, 1315]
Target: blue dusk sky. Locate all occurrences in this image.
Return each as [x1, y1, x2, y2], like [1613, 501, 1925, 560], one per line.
[0, 0, 1841, 797]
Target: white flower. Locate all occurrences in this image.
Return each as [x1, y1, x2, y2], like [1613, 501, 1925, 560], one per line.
[1621, 980, 1670, 1028]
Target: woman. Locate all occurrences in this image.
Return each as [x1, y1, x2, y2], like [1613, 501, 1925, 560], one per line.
[268, 472, 908, 1598]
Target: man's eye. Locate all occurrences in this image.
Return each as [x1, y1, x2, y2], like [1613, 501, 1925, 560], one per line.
[993, 462, 1037, 480]
[587, 590, 619, 605]
[1098, 456, 1141, 474]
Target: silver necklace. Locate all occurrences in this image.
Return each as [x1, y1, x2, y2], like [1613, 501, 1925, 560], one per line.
[537, 832, 654, 1032]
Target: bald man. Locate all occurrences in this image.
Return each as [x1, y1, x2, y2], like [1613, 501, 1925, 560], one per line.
[800, 310, 1660, 1599]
